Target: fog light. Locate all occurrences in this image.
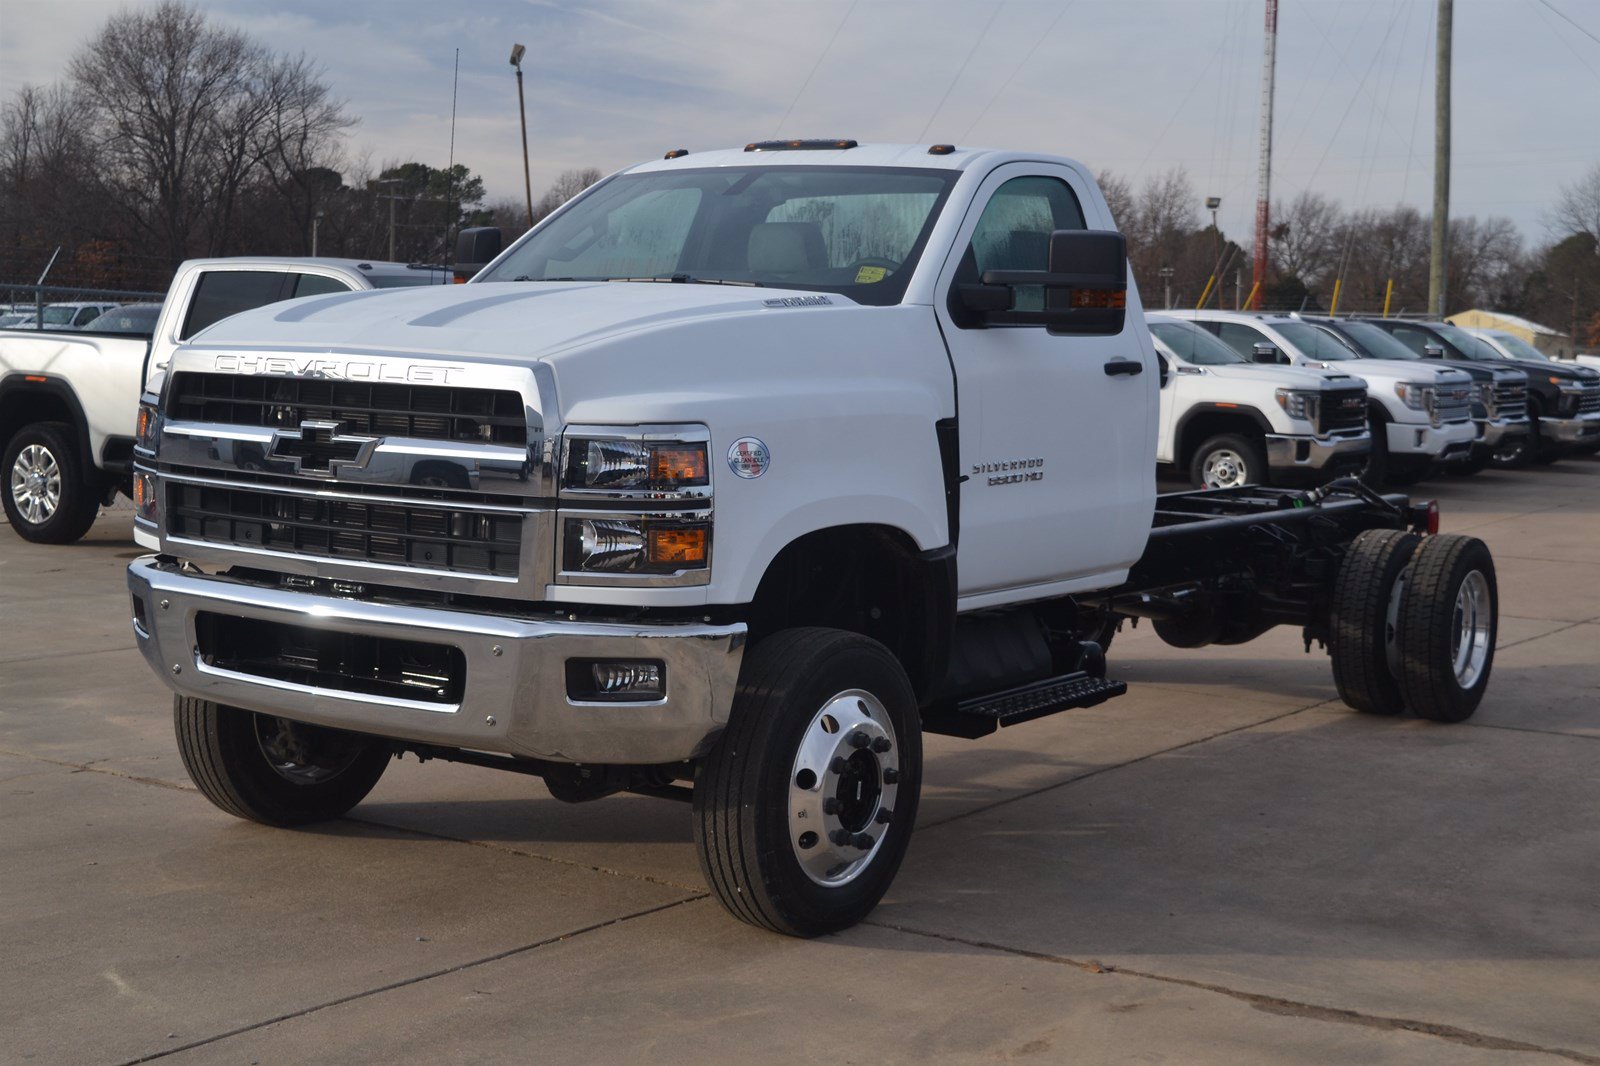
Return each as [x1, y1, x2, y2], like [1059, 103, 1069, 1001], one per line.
[566, 659, 666, 702]
[133, 472, 158, 523]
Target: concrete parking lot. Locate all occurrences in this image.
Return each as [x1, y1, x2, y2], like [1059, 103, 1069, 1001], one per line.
[3, 462, 1598, 1065]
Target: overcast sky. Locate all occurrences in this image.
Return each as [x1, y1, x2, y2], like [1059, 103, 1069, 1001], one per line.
[2, 0, 1597, 244]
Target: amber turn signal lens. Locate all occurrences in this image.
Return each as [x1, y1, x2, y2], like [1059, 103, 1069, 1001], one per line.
[1070, 289, 1126, 309]
[647, 528, 707, 566]
[650, 446, 707, 484]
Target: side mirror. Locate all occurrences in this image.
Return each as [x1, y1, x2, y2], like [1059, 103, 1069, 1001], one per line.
[1422, 344, 1446, 359]
[972, 229, 1128, 335]
[453, 227, 503, 282]
[1157, 353, 1170, 387]
[1251, 342, 1280, 364]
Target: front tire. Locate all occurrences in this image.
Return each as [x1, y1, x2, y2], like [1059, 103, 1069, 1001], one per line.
[174, 697, 392, 826]
[1394, 535, 1497, 723]
[1189, 433, 1268, 490]
[2, 422, 101, 544]
[693, 628, 922, 937]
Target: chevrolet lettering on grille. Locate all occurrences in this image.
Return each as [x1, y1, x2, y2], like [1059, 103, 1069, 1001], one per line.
[266, 420, 379, 476]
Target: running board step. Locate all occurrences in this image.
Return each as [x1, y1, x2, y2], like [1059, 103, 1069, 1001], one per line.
[924, 672, 1128, 739]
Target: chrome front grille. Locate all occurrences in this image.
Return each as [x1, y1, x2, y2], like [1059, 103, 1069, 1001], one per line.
[1581, 382, 1600, 415]
[1491, 381, 1527, 421]
[168, 372, 528, 445]
[166, 481, 522, 577]
[1434, 384, 1473, 423]
[1316, 388, 1367, 435]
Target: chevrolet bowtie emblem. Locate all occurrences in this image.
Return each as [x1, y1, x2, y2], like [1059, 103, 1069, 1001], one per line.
[266, 420, 379, 476]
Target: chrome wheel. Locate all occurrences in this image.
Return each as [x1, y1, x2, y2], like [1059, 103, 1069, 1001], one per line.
[1451, 570, 1492, 689]
[1201, 447, 1249, 488]
[254, 715, 365, 785]
[788, 689, 901, 887]
[9, 443, 60, 524]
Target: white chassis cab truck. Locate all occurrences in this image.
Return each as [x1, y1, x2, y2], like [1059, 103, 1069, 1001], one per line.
[1178, 310, 1481, 487]
[127, 143, 1500, 936]
[1, 258, 447, 544]
[1145, 314, 1371, 489]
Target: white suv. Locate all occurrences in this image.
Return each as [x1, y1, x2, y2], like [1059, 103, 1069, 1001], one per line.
[1147, 315, 1370, 488]
[1176, 311, 1477, 485]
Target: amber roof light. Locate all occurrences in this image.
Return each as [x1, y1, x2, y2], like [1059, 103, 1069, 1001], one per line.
[744, 139, 859, 152]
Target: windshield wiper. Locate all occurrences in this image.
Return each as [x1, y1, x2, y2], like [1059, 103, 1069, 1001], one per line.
[605, 274, 765, 287]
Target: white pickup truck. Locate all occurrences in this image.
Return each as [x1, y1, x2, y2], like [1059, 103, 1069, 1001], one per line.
[1146, 314, 1370, 488]
[1, 258, 448, 543]
[127, 142, 1499, 936]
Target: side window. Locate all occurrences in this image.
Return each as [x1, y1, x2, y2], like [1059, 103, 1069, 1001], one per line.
[292, 273, 351, 298]
[965, 176, 1086, 313]
[1217, 322, 1271, 359]
[1387, 327, 1431, 356]
[181, 271, 291, 340]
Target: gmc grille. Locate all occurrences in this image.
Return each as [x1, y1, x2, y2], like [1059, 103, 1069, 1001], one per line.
[1316, 388, 1367, 435]
[166, 482, 521, 577]
[1435, 385, 1473, 423]
[1581, 382, 1600, 415]
[168, 373, 527, 445]
[1492, 381, 1527, 421]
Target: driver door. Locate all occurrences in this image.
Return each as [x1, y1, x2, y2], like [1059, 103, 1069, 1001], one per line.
[934, 164, 1157, 606]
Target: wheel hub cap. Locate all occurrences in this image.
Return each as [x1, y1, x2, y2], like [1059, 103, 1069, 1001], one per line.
[788, 689, 900, 887]
[9, 444, 61, 524]
[1203, 449, 1247, 488]
[1451, 570, 1491, 688]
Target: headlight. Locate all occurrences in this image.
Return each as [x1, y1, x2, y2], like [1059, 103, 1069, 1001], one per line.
[1394, 381, 1436, 412]
[133, 471, 158, 524]
[135, 401, 161, 453]
[1274, 388, 1319, 422]
[562, 426, 710, 497]
[562, 515, 710, 575]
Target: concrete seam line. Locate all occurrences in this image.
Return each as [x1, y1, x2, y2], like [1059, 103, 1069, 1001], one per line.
[1496, 617, 1599, 651]
[0, 746, 192, 792]
[343, 813, 708, 893]
[917, 699, 1331, 832]
[867, 922, 1600, 1064]
[112, 894, 710, 1066]
[1467, 722, 1600, 743]
[0, 642, 139, 665]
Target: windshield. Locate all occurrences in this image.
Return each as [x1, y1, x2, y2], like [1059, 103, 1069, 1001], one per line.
[1484, 330, 1550, 361]
[1275, 322, 1360, 361]
[478, 166, 960, 306]
[1333, 320, 1421, 360]
[1434, 324, 1500, 361]
[1148, 319, 1245, 365]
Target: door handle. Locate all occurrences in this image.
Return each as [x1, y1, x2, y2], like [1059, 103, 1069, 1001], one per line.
[1103, 359, 1143, 377]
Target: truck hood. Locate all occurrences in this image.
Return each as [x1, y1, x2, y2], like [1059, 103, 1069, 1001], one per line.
[1202, 363, 1361, 389]
[1501, 358, 1599, 383]
[1323, 359, 1472, 386]
[186, 281, 858, 365]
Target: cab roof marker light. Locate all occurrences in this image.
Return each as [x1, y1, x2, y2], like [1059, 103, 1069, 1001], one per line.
[744, 139, 859, 152]
[927, 144, 956, 155]
[663, 148, 689, 159]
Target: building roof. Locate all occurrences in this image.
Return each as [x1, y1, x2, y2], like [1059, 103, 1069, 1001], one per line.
[1448, 310, 1561, 336]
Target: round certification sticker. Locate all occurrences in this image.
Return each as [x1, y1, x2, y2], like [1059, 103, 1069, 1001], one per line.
[727, 437, 770, 479]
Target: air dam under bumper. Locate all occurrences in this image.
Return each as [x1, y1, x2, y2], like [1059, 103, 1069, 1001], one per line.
[1386, 419, 1477, 460]
[127, 557, 746, 765]
[1263, 431, 1370, 471]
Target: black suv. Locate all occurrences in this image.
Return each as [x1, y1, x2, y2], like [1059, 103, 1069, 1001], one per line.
[1294, 317, 1530, 473]
[1359, 319, 1600, 465]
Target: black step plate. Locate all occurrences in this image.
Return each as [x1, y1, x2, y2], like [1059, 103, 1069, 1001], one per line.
[926, 672, 1129, 739]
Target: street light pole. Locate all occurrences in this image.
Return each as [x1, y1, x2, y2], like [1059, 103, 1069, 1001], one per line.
[374, 178, 403, 262]
[511, 44, 534, 230]
[1159, 266, 1175, 310]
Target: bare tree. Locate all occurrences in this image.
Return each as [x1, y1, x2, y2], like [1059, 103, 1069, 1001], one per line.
[1270, 191, 1343, 288]
[534, 168, 604, 225]
[1550, 163, 1600, 245]
[1095, 169, 1133, 231]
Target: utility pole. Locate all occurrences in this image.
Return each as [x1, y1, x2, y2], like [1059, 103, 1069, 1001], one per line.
[1159, 266, 1175, 310]
[511, 44, 534, 230]
[1250, 0, 1279, 311]
[1428, 0, 1453, 317]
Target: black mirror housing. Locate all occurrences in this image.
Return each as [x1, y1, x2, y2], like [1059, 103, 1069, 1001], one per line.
[1422, 344, 1446, 358]
[454, 227, 504, 281]
[971, 229, 1128, 335]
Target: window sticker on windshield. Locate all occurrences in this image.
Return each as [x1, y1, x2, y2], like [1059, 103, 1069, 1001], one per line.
[854, 265, 887, 284]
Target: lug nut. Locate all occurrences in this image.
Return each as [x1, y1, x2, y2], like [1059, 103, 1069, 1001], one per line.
[882, 768, 899, 784]
[829, 756, 848, 774]
[847, 731, 870, 749]
[851, 832, 875, 850]
[822, 797, 841, 815]
[875, 808, 893, 824]
[871, 737, 891, 753]
[830, 829, 853, 846]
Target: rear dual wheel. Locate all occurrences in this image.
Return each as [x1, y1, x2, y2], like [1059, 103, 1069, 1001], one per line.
[1328, 532, 1496, 722]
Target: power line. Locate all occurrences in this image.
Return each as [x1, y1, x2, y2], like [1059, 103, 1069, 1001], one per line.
[1538, 0, 1600, 46]
[958, 2, 1072, 142]
[918, 3, 1005, 142]
[772, 0, 860, 137]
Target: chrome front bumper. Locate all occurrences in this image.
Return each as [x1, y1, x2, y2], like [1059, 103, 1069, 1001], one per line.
[1474, 415, 1531, 449]
[1264, 431, 1370, 471]
[1542, 413, 1600, 444]
[127, 557, 746, 765]
[1386, 419, 1477, 460]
